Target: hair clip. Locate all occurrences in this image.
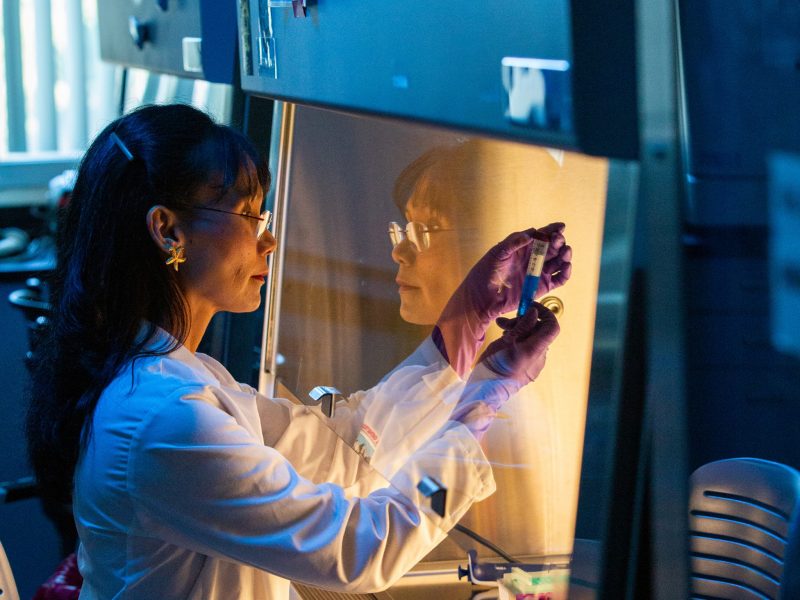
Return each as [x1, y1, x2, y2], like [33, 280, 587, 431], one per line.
[110, 132, 134, 162]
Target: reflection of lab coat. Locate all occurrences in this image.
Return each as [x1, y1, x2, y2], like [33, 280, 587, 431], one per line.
[329, 337, 467, 479]
[73, 330, 494, 600]
[346, 338, 576, 560]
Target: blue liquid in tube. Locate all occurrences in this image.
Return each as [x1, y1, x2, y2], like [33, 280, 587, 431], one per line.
[517, 236, 550, 317]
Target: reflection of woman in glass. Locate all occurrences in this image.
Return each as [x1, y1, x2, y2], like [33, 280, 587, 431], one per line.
[388, 139, 576, 558]
[391, 140, 571, 326]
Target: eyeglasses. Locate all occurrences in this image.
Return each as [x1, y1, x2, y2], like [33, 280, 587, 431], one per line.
[194, 206, 273, 239]
[388, 221, 457, 253]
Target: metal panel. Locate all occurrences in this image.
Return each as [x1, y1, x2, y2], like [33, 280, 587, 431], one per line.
[571, 159, 641, 599]
[96, 0, 237, 83]
[98, 1, 202, 76]
[638, 0, 688, 596]
[238, 1, 638, 159]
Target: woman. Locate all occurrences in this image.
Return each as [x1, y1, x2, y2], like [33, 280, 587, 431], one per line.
[26, 104, 560, 599]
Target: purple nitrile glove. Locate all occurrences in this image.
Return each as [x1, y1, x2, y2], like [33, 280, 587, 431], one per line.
[451, 302, 560, 438]
[481, 303, 560, 385]
[538, 227, 572, 298]
[432, 223, 570, 379]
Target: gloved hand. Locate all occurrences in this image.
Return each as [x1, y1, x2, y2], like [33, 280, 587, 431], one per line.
[480, 302, 560, 384]
[450, 302, 560, 438]
[432, 223, 570, 378]
[537, 226, 572, 298]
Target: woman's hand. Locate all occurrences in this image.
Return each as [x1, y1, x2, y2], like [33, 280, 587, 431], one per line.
[450, 302, 560, 438]
[479, 302, 560, 385]
[536, 225, 572, 300]
[454, 223, 570, 322]
[432, 223, 570, 378]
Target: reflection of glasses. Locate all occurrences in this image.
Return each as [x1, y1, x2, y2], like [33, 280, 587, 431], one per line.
[194, 206, 273, 239]
[388, 221, 457, 252]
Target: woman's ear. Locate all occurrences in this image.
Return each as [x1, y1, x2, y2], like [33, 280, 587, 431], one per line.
[146, 205, 184, 253]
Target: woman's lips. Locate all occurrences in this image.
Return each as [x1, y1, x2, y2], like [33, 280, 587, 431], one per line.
[252, 273, 267, 283]
[396, 279, 419, 292]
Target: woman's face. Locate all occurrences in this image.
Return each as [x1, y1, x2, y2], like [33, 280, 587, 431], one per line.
[391, 200, 466, 325]
[179, 177, 277, 320]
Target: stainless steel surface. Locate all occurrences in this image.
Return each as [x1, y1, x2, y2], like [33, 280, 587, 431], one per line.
[638, 0, 688, 596]
[292, 584, 382, 599]
[569, 159, 639, 599]
[307, 385, 344, 417]
[292, 580, 478, 600]
[259, 101, 293, 396]
[237, 1, 639, 158]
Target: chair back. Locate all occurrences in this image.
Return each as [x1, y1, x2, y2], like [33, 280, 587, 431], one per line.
[0, 540, 20, 600]
[690, 457, 800, 599]
[781, 513, 800, 599]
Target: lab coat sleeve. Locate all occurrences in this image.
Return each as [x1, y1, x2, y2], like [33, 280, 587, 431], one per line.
[248, 336, 456, 446]
[128, 389, 495, 593]
[254, 392, 382, 490]
[321, 337, 467, 466]
[252, 336, 466, 486]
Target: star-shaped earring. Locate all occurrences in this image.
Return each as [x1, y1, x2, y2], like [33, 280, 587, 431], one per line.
[165, 243, 186, 272]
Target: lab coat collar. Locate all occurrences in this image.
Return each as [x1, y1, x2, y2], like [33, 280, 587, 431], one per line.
[138, 323, 219, 387]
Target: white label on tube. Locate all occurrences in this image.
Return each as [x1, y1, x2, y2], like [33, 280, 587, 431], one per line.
[526, 239, 549, 277]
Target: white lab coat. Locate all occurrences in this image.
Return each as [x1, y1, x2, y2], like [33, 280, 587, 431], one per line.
[73, 329, 495, 599]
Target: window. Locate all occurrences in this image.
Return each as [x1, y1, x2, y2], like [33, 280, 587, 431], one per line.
[0, 0, 232, 156]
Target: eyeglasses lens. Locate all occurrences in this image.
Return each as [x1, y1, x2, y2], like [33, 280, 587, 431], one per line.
[257, 211, 272, 239]
[388, 222, 403, 247]
[388, 221, 430, 252]
[407, 222, 429, 252]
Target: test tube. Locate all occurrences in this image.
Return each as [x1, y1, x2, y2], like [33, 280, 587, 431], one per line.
[517, 233, 550, 317]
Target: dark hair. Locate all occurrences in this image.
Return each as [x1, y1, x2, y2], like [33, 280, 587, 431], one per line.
[26, 103, 269, 506]
[392, 138, 562, 230]
[392, 139, 486, 224]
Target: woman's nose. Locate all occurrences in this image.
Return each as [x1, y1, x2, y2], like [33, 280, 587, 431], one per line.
[258, 230, 277, 256]
[391, 238, 416, 265]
